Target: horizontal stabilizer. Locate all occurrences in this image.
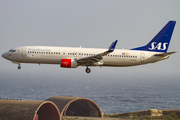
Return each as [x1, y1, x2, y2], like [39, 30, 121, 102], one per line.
[154, 51, 176, 57]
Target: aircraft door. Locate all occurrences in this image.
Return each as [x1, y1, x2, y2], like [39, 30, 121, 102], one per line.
[21, 47, 26, 57]
[74, 52, 77, 58]
[78, 52, 81, 58]
[74, 52, 81, 58]
[140, 53, 145, 62]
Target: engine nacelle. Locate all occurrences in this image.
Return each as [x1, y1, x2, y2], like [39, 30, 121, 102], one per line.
[60, 59, 77, 68]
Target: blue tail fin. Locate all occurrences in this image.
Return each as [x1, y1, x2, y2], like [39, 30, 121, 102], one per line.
[131, 21, 176, 53]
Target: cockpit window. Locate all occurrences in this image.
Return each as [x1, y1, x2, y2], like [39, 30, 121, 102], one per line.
[8, 49, 16, 52]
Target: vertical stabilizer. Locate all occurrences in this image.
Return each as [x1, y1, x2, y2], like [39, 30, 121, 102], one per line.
[131, 21, 176, 52]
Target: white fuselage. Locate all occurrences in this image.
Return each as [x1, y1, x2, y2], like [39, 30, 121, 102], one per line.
[2, 21, 176, 73]
[2, 46, 167, 67]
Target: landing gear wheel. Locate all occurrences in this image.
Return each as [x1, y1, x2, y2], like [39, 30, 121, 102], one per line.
[17, 66, 21, 70]
[85, 68, 91, 73]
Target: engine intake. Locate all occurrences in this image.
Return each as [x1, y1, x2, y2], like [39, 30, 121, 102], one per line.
[60, 59, 77, 68]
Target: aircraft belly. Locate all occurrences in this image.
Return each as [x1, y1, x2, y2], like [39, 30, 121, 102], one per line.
[103, 58, 141, 67]
[26, 56, 60, 64]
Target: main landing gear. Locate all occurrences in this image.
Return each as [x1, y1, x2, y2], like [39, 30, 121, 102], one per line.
[85, 67, 91, 73]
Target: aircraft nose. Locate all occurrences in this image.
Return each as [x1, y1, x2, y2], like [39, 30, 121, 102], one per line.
[2, 53, 5, 58]
[2, 52, 8, 59]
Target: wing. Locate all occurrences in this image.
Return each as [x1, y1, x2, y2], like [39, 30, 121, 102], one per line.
[77, 40, 118, 66]
[154, 51, 176, 57]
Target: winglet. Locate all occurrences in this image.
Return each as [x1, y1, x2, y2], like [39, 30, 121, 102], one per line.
[107, 40, 118, 52]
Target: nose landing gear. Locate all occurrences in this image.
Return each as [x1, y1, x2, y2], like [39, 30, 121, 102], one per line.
[12, 61, 21, 70]
[17, 65, 21, 70]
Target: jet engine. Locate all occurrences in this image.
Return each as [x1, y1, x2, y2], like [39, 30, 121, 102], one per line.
[60, 59, 77, 68]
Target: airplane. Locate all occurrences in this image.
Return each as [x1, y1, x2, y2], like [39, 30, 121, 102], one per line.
[2, 21, 176, 73]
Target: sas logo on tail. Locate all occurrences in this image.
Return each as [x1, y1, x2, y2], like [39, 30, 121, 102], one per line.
[149, 42, 168, 50]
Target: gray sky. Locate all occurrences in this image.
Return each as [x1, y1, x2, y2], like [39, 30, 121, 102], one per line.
[0, 0, 180, 77]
